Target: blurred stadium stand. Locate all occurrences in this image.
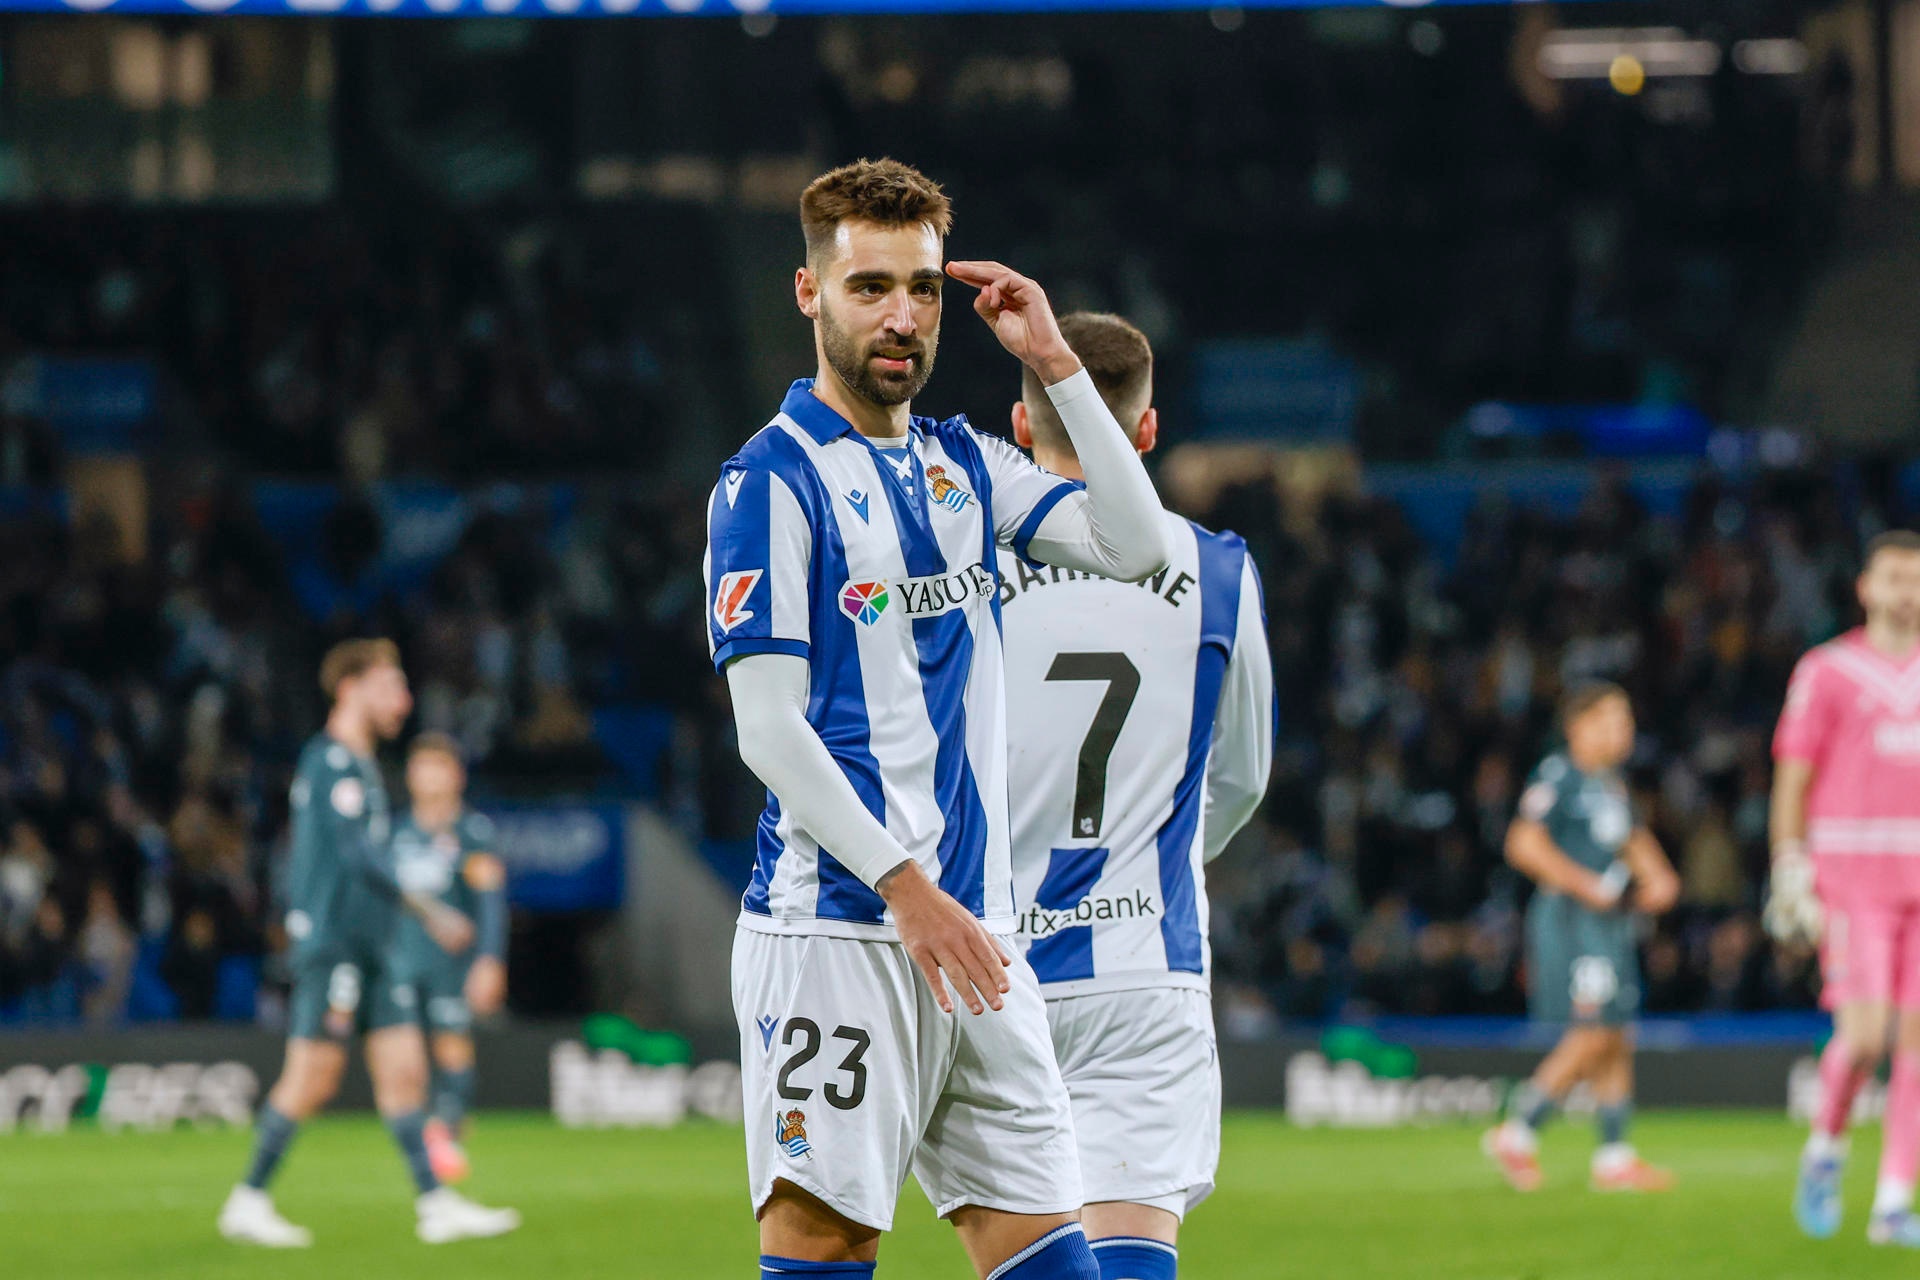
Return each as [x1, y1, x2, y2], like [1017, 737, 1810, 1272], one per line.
[0, 3, 1908, 1038]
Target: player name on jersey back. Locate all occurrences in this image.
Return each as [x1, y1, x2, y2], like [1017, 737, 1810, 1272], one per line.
[999, 512, 1252, 998]
[998, 558, 1200, 611]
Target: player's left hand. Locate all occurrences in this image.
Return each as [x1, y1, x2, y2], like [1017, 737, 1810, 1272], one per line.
[945, 261, 1082, 385]
[465, 956, 506, 1017]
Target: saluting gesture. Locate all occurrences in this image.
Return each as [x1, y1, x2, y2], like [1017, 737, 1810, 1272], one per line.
[947, 260, 1084, 385]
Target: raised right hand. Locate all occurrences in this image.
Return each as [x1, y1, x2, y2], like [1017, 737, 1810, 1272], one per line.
[878, 860, 1012, 1015]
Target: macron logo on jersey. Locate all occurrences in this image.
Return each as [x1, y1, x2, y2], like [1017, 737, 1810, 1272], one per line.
[714, 570, 764, 631]
[723, 470, 747, 509]
[839, 564, 997, 627]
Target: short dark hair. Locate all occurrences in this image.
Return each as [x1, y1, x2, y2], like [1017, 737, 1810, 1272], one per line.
[1559, 680, 1628, 730]
[1865, 529, 1920, 568]
[319, 638, 400, 701]
[800, 159, 953, 266]
[408, 731, 464, 764]
[1020, 312, 1154, 456]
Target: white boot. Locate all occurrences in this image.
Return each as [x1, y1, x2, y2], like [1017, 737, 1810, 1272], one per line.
[416, 1187, 522, 1244]
[217, 1185, 313, 1248]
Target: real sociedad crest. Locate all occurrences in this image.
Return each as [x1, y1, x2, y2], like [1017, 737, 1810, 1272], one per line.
[776, 1108, 814, 1160]
[924, 466, 974, 513]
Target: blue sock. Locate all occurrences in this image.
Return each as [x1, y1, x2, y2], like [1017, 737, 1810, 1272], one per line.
[242, 1105, 299, 1190]
[759, 1258, 876, 1279]
[1090, 1236, 1178, 1280]
[384, 1109, 440, 1195]
[1597, 1100, 1632, 1147]
[433, 1066, 476, 1134]
[1511, 1082, 1556, 1131]
[988, 1224, 1101, 1280]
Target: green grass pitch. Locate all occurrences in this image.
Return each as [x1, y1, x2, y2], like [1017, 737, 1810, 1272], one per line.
[0, 1110, 1908, 1277]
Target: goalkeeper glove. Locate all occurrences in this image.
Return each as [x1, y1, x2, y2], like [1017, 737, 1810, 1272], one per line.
[1763, 844, 1823, 946]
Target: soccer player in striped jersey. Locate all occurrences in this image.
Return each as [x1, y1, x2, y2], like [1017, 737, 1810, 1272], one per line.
[705, 160, 1171, 1280]
[998, 313, 1273, 1280]
[1769, 531, 1920, 1245]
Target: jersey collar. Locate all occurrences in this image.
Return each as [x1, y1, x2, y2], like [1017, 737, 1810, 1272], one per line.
[782, 379, 949, 446]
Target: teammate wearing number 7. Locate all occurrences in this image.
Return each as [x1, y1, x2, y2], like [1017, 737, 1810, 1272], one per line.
[998, 313, 1272, 1280]
[705, 162, 1171, 1280]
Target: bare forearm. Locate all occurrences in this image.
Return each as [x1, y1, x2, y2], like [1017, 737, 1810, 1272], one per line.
[1622, 830, 1672, 882]
[1771, 760, 1813, 855]
[1506, 822, 1608, 899]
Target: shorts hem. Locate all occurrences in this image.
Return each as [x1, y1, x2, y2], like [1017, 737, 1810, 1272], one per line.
[1083, 1179, 1213, 1219]
[749, 1174, 894, 1234]
[929, 1195, 1084, 1221]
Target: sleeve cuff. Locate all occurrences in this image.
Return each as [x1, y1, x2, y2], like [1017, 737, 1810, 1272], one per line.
[712, 636, 810, 674]
[1009, 480, 1080, 566]
[1042, 365, 1099, 407]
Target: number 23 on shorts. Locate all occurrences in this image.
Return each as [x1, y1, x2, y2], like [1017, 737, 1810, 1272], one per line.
[773, 1018, 872, 1111]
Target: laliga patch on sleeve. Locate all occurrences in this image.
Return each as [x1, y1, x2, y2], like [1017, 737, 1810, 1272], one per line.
[331, 777, 366, 819]
[713, 569, 764, 631]
[463, 853, 506, 893]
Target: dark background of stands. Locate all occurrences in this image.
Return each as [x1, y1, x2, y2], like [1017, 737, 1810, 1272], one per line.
[0, 1, 1898, 1034]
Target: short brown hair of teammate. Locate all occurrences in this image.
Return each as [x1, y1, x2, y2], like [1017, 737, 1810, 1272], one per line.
[1013, 312, 1160, 472]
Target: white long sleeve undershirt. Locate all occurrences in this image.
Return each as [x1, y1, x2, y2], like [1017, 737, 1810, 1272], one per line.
[1022, 368, 1171, 580]
[726, 653, 914, 890]
[1202, 558, 1276, 862]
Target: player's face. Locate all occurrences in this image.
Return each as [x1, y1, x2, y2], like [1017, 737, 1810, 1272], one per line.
[811, 219, 943, 407]
[1569, 694, 1635, 767]
[407, 750, 464, 805]
[353, 663, 413, 741]
[1860, 548, 1920, 632]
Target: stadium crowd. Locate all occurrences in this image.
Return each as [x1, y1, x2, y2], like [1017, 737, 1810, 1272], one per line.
[0, 412, 1889, 1028]
[0, 8, 1860, 1029]
[1207, 459, 1887, 1027]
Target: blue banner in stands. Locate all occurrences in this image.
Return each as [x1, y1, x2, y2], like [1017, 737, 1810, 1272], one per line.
[483, 803, 626, 913]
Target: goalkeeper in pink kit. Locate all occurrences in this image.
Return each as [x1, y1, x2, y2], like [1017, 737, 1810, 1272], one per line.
[1769, 530, 1920, 1245]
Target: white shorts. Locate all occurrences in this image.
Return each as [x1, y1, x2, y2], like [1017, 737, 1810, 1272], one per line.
[733, 926, 1083, 1231]
[1045, 986, 1220, 1218]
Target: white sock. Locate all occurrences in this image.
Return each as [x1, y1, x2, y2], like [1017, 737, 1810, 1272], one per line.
[1593, 1143, 1635, 1173]
[1805, 1131, 1848, 1162]
[1873, 1178, 1914, 1218]
[1501, 1119, 1539, 1153]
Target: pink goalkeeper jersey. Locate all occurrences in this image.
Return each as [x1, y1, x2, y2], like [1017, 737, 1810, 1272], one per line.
[1775, 629, 1920, 908]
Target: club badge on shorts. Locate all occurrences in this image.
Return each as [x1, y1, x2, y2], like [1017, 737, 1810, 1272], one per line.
[776, 1109, 814, 1160]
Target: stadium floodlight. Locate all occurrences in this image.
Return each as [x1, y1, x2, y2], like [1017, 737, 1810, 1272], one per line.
[1538, 28, 1722, 81]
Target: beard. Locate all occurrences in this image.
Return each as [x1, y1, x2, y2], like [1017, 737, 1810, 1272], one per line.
[820, 303, 936, 408]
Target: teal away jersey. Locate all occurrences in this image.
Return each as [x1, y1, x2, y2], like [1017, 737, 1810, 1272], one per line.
[390, 810, 506, 974]
[1517, 751, 1634, 877]
[284, 734, 399, 964]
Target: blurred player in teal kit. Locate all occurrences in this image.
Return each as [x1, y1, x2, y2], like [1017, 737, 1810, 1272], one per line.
[1483, 682, 1681, 1194]
[389, 732, 510, 1186]
[218, 640, 520, 1248]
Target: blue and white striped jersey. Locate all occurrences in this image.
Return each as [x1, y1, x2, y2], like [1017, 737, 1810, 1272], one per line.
[1001, 513, 1272, 996]
[705, 379, 1081, 940]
